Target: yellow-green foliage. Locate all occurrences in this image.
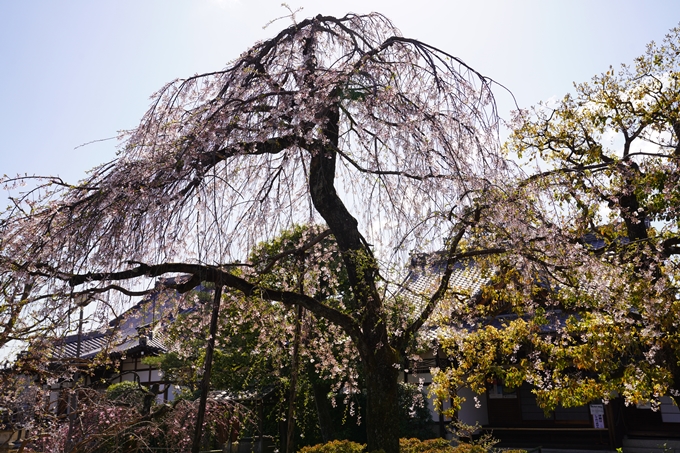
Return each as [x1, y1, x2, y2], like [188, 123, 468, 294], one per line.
[299, 438, 526, 453]
[105, 380, 145, 401]
[299, 440, 367, 453]
[400, 437, 457, 453]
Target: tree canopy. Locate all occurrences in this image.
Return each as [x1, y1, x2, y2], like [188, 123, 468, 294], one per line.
[0, 13, 504, 453]
[432, 24, 680, 413]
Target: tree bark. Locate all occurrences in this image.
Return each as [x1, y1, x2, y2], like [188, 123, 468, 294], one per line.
[306, 104, 402, 453]
[363, 346, 401, 453]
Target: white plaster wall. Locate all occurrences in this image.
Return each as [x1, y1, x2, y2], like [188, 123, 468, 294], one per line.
[660, 396, 680, 423]
[457, 387, 488, 426]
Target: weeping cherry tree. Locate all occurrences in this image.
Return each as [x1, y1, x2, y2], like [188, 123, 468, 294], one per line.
[0, 13, 505, 453]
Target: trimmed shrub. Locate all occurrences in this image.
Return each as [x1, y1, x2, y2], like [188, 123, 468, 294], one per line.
[300, 438, 526, 453]
[450, 443, 487, 453]
[299, 440, 366, 453]
[105, 380, 149, 414]
[401, 437, 456, 453]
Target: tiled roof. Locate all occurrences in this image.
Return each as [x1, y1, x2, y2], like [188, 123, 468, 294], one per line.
[52, 329, 168, 360]
[403, 254, 573, 344]
[403, 258, 487, 312]
[52, 331, 111, 360]
[110, 334, 167, 357]
[51, 279, 187, 360]
[399, 256, 490, 344]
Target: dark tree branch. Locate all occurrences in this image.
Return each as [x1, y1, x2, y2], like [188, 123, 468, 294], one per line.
[63, 262, 363, 344]
[400, 208, 487, 346]
[258, 229, 332, 274]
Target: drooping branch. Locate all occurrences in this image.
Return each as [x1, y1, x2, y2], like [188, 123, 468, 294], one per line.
[0, 282, 33, 347]
[400, 208, 484, 346]
[63, 261, 363, 344]
[179, 135, 300, 197]
[0, 13, 502, 453]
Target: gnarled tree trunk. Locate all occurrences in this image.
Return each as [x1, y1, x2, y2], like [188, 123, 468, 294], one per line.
[363, 346, 401, 453]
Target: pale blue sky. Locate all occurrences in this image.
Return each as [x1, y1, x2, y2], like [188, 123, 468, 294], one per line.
[1, 0, 679, 183]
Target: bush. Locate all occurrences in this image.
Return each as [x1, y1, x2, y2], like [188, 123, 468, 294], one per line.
[300, 438, 525, 453]
[299, 440, 366, 453]
[401, 437, 456, 453]
[105, 381, 147, 412]
[449, 444, 487, 453]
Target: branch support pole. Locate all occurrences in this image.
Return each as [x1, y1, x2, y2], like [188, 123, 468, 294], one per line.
[285, 304, 303, 453]
[192, 282, 223, 453]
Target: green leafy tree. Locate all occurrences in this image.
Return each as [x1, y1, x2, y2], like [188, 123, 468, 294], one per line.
[152, 225, 431, 447]
[433, 24, 680, 412]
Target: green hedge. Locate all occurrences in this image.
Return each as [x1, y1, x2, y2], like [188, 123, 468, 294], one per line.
[298, 438, 526, 453]
[401, 437, 458, 453]
[299, 440, 366, 453]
